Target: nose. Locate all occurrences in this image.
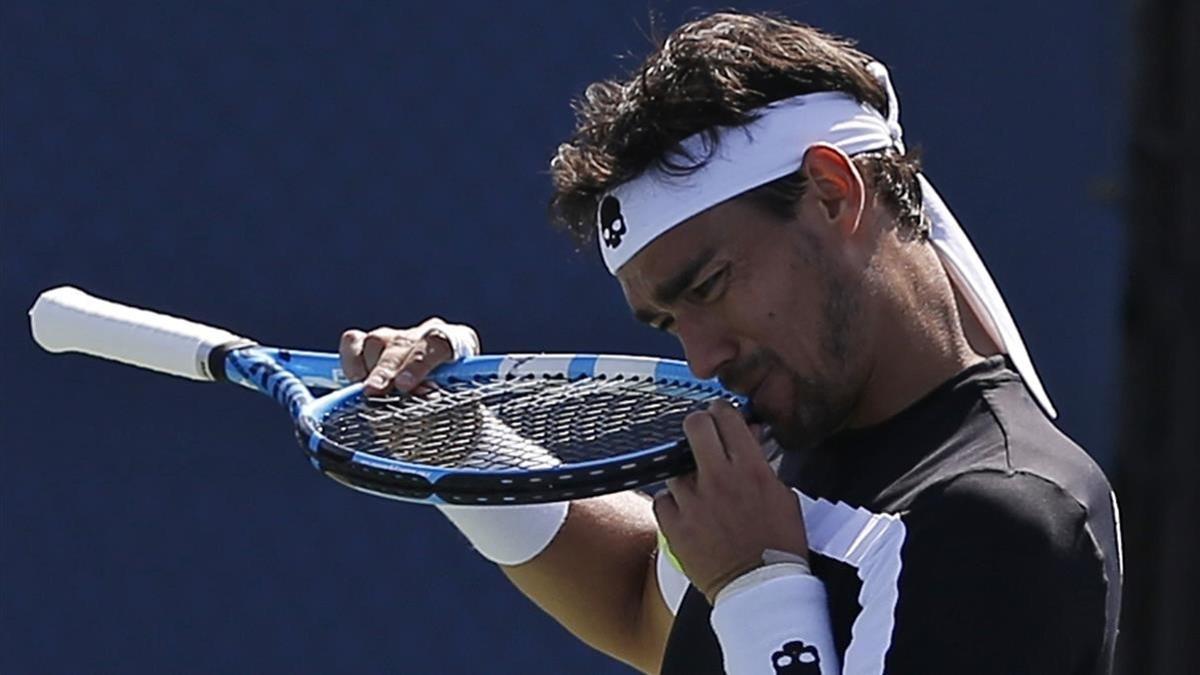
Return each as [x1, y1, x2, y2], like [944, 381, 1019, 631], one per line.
[675, 313, 737, 380]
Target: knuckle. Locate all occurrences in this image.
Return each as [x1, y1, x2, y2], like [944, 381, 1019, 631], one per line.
[366, 327, 395, 339]
[339, 328, 365, 345]
[423, 332, 450, 356]
[375, 351, 404, 370]
[752, 456, 778, 478]
[407, 345, 434, 371]
[392, 326, 422, 343]
[701, 473, 733, 497]
[362, 332, 389, 349]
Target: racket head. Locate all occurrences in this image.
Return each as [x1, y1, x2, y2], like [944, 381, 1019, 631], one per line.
[293, 353, 741, 505]
[28, 288, 738, 506]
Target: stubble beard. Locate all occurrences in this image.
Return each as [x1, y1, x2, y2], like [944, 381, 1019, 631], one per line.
[768, 264, 863, 453]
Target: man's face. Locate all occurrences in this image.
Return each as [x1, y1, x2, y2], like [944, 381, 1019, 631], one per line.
[618, 193, 874, 451]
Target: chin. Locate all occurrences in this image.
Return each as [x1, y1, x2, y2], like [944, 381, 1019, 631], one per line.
[768, 422, 819, 454]
[768, 396, 844, 452]
[752, 405, 806, 451]
[750, 365, 850, 452]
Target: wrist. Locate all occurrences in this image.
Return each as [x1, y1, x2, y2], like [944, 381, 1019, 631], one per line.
[420, 319, 480, 361]
[704, 548, 812, 605]
[702, 560, 764, 605]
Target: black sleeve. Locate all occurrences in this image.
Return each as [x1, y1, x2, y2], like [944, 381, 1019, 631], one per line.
[883, 470, 1108, 674]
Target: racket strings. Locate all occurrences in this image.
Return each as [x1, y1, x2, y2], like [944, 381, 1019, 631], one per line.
[319, 375, 715, 470]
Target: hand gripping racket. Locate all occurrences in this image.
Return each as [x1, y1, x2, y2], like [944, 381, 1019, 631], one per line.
[29, 287, 739, 505]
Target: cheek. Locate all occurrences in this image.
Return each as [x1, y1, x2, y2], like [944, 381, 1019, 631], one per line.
[741, 266, 827, 366]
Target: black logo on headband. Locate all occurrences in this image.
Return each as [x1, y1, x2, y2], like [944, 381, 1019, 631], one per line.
[599, 196, 627, 249]
[772, 641, 820, 674]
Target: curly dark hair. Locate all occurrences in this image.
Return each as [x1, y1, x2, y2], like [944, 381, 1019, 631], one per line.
[549, 12, 926, 246]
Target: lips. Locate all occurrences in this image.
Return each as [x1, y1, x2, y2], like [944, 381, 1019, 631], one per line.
[721, 373, 763, 400]
[746, 374, 771, 411]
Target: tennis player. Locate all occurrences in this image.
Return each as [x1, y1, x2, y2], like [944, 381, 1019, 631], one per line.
[340, 12, 1122, 675]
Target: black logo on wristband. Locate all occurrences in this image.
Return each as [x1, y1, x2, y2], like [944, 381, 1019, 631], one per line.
[598, 196, 627, 249]
[772, 640, 820, 674]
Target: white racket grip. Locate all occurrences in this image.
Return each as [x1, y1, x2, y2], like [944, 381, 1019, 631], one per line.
[29, 286, 250, 381]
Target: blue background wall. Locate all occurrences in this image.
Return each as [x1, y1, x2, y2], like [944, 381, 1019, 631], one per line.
[2, 2, 1125, 672]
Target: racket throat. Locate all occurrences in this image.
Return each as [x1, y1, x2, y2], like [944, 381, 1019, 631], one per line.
[205, 339, 259, 381]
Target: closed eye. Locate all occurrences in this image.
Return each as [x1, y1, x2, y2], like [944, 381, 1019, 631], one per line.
[690, 265, 731, 301]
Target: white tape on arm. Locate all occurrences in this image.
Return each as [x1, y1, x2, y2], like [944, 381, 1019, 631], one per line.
[428, 318, 566, 566]
[711, 564, 840, 675]
[438, 501, 570, 566]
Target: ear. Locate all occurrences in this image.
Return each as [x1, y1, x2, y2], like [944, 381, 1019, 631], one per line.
[800, 143, 866, 237]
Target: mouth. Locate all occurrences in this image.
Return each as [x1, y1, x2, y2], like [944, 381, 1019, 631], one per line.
[721, 377, 758, 401]
[744, 374, 771, 414]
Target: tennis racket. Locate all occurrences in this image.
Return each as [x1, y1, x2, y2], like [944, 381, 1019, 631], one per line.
[29, 286, 740, 505]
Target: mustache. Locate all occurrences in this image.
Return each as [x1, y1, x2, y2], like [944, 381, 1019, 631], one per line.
[717, 350, 778, 395]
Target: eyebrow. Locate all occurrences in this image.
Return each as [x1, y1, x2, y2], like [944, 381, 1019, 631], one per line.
[631, 248, 717, 324]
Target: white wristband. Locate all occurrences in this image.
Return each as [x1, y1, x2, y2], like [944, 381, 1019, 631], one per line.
[420, 318, 480, 362]
[438, 501, 569, 566]
[711, 565, 840, 675]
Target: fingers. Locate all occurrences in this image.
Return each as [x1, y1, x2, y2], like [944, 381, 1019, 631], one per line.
[339, 329, 368, 382]
[340, 324, 462, 396]
[361, 330, 392, 382]
[664, 473, 698, 510]
[682, 400, 770, 493]
[683, 409, 727, 477]
[706, 400, 764, 466]
[364, 331, 410, 394]
[651, 488, 680, 529]
[381, 332, 454, 393]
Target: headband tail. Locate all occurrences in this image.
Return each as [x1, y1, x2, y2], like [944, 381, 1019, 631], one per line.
[921, 175, 1057, 418]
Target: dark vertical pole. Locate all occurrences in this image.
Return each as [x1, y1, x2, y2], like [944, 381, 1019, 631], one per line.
[1116, 0, 1200, 673]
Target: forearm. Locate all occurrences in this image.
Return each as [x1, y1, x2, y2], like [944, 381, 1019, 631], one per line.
[500, 492, 673, 674]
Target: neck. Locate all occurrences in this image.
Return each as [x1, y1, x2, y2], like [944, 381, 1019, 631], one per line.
[847, 242, 984, 428]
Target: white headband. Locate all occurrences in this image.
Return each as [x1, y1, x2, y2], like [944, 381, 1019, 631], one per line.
[596, 62, 1055, 418]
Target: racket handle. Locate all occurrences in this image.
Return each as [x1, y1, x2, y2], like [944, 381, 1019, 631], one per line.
[28, 286, 251, 381]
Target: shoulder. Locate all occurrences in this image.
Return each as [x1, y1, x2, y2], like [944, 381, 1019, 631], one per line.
[900, 469, 1105, 583]
[909, 470, 1086, 538]
[922, 468, 1081, 510]
[894, 470, 1108, 632]
[883, 469, 1111, 673]
[975, 375, 1116, 517]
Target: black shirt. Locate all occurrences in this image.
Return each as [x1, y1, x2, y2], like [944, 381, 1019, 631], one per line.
[660, 357, 1122, 674]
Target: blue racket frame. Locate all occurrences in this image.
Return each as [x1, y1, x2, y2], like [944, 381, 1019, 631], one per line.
[215, 345, 739, 505]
